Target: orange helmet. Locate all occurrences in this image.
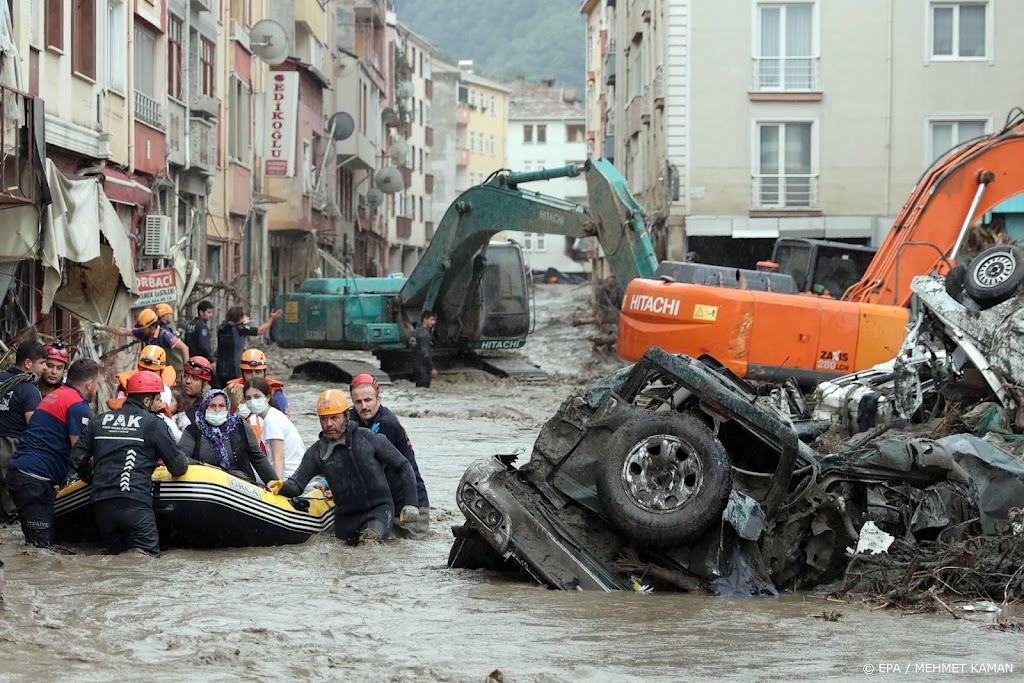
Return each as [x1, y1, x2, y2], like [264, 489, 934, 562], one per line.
[154, 303, 174, 318]
[240, 348, 268, 370]
[317, 389, 350, 416]
[138, 344, 167, 371]
[137, 309, 159, 328]
[126, 370, 164, 394]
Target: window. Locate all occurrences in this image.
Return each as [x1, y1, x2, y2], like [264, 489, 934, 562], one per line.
[419, 196, 423, 222]
[930, 119, 987, 161]
[419, 99, 424, 126]
[755, 2, 816, 90]
[46, 0, 63, 50]
[931, 2, 988, 59]
[302, 140, 313, 194]
[469, 89, 477, 108]
[490, 95, 496, 117]
[566, 124, 586, 142]
[72, 0, 97, 79]
[489, 134, 496, 156]
[469, 131, 476, 153]
[755, 121, 815, 208]
[106, 0, 126, 92]
[523, 125, 534, 143]
[523, 161, 533, 171]
[524, 233, 546, 252]
[230, 0, 252, 27]
[419, 148, 424, 172]
[411, 144, 416, 171]
[167, 14, 184, 99]
[200, 38, 216, 97]
[632, 43, 643, 98]
[134, 25, 161, 126]
[339, 168, 354, 221]
[228, 74, 251, 162]
[537, 124, 547, 144]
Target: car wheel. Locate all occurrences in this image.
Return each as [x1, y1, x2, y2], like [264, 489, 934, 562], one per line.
[597, 412, 732, 546]
[944, 263, 967, 303]
[964, 245, 1024, 306]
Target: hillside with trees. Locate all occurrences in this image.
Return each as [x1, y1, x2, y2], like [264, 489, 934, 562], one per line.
[394, 0, 586, 88]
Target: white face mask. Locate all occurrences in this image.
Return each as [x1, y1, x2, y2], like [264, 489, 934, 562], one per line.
[205, 410, 229, 427]
[237, 402, 251, 418]
[247, 397, 269, 415]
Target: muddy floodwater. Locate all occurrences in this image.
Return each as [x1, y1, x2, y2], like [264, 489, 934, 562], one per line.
[1, 286, 1022, 681]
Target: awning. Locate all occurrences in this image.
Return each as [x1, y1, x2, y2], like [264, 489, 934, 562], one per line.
[100, 167, 151, 207]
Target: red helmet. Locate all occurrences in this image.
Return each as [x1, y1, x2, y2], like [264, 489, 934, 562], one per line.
[45, 343, 70, 366]
[184, 356, 213, 381]
[126, 370, 165, 395]
[350, 373, 379, 391]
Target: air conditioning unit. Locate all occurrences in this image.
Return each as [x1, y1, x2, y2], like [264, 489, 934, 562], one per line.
[144, 215, 171, 257]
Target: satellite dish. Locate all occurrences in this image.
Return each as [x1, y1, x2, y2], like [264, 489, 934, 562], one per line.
[327, 112, 355, 141]
[396, 81, 414, 99]
[374, 166, 404, 194]
[250, 20, 289, 66]
[381, 107, 399, 125]
[366, 188, 384, 208]
[389, 139, 409, 166]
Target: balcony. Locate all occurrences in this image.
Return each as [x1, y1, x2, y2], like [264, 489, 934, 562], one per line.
[189, 117, 217, 174]
[295, 0, 327, 44]
[751, 56, 820, 94]
[457, 104, 470, 126]
[425, 221, 434, 241]
[336, 129, 377, 172]
[425, 126, 433, 147]
[425, 173, 434, 194]
[457, 147, 470, 167]
[396, 216, 412, 238]
[190, 0, 212, 12]
[166, 99, 187, 166]
[752, 174, 819, 210]
[605, 45, 616, 85]
[135, 91, 162, 128]
[0, 86, 39, 207]
[191, 93, 219, 119]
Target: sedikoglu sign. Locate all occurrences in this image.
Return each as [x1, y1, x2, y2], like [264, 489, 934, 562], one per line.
[134, 268, 177, 307]
[263, 72, 299, 177]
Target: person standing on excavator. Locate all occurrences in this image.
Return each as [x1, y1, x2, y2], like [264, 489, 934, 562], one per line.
[410, 310, 437, 388]
[226, 349, 289, 416]
[349, 373, 429, 538]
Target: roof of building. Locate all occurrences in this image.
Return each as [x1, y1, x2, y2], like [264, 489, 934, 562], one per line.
[506, 79, 585, 121]
[460, 70, 513, 94]
[396, 22, 436, 50]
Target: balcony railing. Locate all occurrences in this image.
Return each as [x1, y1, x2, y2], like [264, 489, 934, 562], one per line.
[135, 91, 163, 128]
[752, 56, 820, 92]
[457, 147, 470, 167]
[457, 104, 470, 125]
[752, 174, 819, 209]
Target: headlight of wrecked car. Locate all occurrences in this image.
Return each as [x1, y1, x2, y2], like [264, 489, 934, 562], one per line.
[459, 483, 504, 529]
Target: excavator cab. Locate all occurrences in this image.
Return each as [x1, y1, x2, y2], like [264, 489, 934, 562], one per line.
[771, 238, 876, 296]
[477, 241, 531, 346]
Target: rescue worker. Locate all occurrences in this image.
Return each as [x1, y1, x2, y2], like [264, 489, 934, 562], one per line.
[215, 305, 282, 388]
[154, 303, 184, 373]
[349, 373, 430, 538]
[0, 341, 48, 521]
[38, 343, 70, 398]
[154, 303, 175, 328]
[226, 349, 289, 416]
[97, 308, 190, 368]
[5, 359, 101, 547]
[270, 390, 419, 544]
[107, 345, 177, 410]
[183, 301, 215, 363]
[71, 371, 188, 556]
[410, 310, 438, 388]
[179, 356, 213, 423]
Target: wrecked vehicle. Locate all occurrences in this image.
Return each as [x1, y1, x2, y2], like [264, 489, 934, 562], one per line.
[448, 346, 1002, 595]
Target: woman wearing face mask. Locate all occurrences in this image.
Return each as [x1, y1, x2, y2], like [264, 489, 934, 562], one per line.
[176, 390, 278, 485]
[243, 377, 305, 481]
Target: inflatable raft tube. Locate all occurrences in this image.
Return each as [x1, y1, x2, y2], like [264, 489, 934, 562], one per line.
[55, 465, 335, 548]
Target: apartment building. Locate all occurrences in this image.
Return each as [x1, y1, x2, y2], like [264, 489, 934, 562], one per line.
[387, 22, 434, 276]
[428, 58, 461, 228]
[591, 0, 1024, 266]
[456, 68, 510, 192]
[503, 80, 591, 276]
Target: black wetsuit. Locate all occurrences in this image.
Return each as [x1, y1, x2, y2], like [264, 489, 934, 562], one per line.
[71, 398, 189, 556]
[279, 421, 416, 541]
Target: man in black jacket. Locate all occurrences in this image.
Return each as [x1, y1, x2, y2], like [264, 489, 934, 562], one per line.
[271, 389, 418, 544]
[215, 305, 282, 388]
[71, 371, 189, 556]
[183, 300, 215, 364]
[349, 373, 429, 538]
[410, 310, 437, 388]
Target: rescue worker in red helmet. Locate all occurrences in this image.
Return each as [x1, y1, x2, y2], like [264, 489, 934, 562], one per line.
[349, 373, 430, 538]
[179, 356, 213, 424]
[38, 343, 70, 399]
[71, 370, 188, 556]
[96, 308, 189, 371]
[226, 349, 289, 416]
[269, 389, 418, 544]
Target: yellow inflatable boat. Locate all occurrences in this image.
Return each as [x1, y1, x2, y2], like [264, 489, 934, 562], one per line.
[55, 465, 335, 548]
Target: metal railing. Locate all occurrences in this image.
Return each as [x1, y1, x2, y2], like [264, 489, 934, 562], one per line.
[135, 91, 163, 128]
[751, 56, 820, 92]
[752, 174, 818, 209]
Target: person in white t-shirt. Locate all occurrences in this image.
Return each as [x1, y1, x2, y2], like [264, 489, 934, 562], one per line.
[243, 377, 304, 481]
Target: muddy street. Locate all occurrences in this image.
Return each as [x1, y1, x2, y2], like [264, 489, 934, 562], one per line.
[1, 286, 1021, 682]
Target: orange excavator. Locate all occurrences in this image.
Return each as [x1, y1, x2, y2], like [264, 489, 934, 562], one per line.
[617, 108, 1024, 383]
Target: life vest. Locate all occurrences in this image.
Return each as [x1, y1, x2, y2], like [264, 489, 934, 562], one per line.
[106, 369, 176, 410]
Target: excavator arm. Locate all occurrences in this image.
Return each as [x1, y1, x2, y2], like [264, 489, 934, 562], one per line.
[846, 109, 1024, 306]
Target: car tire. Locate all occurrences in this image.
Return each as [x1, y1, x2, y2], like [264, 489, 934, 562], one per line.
[964, 245, 1024, 306]
[944, 263, 967, 303]
[597, 412, 732, 547]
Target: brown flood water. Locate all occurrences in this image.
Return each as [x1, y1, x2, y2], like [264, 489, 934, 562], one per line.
[2, 286, 1021, 681]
